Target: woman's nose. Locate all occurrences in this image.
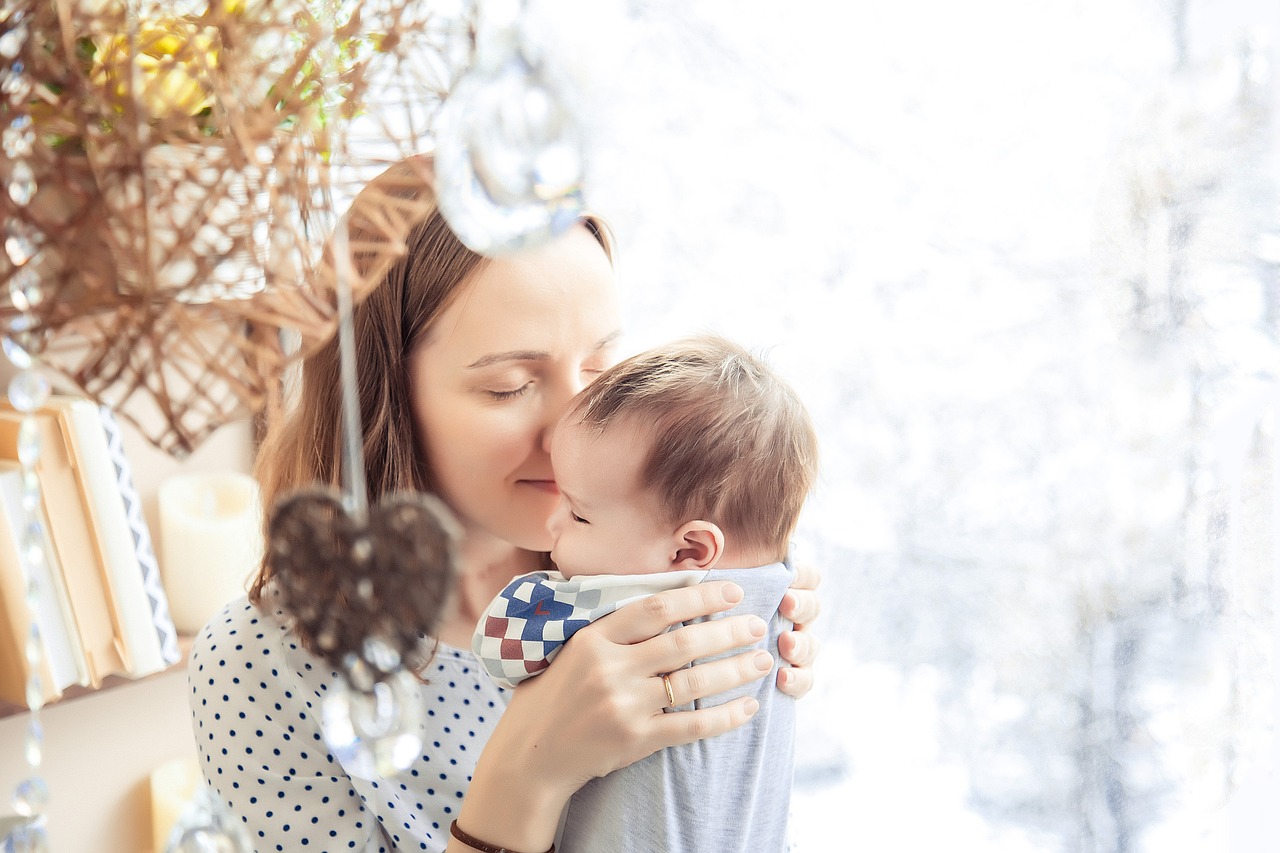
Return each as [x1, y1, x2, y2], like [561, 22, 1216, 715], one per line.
[540, 375, 585, 452]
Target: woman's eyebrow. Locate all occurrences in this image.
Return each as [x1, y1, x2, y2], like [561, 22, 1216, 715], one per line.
[466, 350, 547, 369]
[466, 331, 623, 370]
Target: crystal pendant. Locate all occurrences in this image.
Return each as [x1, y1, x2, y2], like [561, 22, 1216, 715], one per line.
[11, 777, 48, 818]
[8, 372, 49, 413]
[435, 40, 586, 255]
[16, 418, 39, 465]
[3, 115, 34, 158]
[20, 521, 44, 569]
[23, 626, 39, 667]
[20, 469, 38, 513]
[9, 160, 35, 206]
[24, 718, 42, 766]
[23, 674, 42, 712]
[4, 222, 40, 267]
[0, 24, 27, 59]
[2, 336, 32, 370]
[3, 816, 50, 853]
[1, 67, 31, 103]
[4, 263, 42, 318]
[321, 666, 424, 780]
[163, 784, 252, 853]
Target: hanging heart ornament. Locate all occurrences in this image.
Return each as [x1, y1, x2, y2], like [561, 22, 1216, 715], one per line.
[267, 487, 460, 670]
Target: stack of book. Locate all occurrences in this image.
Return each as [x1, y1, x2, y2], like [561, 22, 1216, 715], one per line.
[0, 395, 181, 707]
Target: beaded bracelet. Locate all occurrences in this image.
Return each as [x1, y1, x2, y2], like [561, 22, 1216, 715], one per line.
[449, 819, 556, 853]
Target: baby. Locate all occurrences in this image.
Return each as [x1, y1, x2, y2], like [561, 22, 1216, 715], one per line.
[473, 333, 819, 852]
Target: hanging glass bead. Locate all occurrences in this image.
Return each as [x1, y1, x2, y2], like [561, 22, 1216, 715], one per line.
[8, 371, 49, 413]
[2, 114, 34, 157]
[21, 521, 44, 569]
[5, 818, 49, 853]
[23, 623, 39, 666]
[162, 784, 251, 853]
[15, 417, 38, 464]
[19, 468, 38, 513]
[3, 336, 33, 370]
[24, 718, 42, 766]
[4, 222, 40, 267]
[0, 24, 26, 59]
[1, 65, 31, 102]
[321, 665, 424, 780]
[9, 159, 35, 206]
[435, 6, 586, 255]
[11, 776, 48, 818]
[23, 673, 41, 712]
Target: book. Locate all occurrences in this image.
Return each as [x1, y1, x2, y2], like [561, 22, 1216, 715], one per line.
[96, 405, 181, 666]
[0, 405, 128, 686]
[41, 396, 170, 678]
[0, 460, 86, 705]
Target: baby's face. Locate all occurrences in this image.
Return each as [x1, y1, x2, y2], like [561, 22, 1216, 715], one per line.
[547, 418, 677, 578]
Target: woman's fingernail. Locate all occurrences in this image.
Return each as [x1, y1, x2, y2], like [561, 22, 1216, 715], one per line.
[778, 668, 792, 687]
[748, 616, 767, 637]
[745, 698, 760, 715]
[723, 584, 744, 603]
[754, 651, 773, 671]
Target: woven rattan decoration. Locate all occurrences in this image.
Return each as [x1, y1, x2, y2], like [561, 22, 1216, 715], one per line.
[0, 1, 466, 456]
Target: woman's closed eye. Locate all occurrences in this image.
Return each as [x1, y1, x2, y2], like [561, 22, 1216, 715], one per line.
[485, 381, 533, 401]
[571, 511, 590, 524]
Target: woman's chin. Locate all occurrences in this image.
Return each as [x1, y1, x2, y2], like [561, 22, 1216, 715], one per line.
[501, 521, 554, 555]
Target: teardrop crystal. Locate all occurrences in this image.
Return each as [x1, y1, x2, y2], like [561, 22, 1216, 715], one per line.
[9, 160, 35, 206]
[12, 776, 49, 817]
[8, 372, 49, 413]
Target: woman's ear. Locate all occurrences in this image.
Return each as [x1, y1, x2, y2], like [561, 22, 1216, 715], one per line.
[671, 521, 725, 571]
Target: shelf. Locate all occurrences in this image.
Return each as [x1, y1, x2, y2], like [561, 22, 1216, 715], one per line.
[0, 635, 193, 720]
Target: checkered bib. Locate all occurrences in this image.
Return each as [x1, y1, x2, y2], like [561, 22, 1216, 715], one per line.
[472, 569, 710, 689]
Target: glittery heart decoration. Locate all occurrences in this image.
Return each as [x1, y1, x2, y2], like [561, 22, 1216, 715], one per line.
[268, 486, 460, 779]
[268, 487, 459, 667]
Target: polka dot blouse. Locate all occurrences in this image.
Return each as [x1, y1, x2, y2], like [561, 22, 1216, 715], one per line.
[188, 597, 509, 852]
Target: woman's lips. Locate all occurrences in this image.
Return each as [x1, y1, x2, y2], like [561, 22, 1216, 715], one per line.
[520, 479, 559, 495]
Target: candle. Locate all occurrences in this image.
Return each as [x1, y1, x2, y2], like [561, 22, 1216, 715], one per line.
[150, 755, 200, 852]
[158, 471, 264, 635]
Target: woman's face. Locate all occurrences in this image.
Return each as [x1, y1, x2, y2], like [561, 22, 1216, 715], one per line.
[410, 225, 623, 552]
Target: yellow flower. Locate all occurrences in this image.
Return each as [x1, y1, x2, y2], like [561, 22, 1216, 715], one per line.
[91, 18, 220, 125]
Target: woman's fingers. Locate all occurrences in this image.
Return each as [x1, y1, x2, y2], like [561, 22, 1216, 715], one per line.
[776, 664, 813, 699]
[637, 613, 767, 676]
[791, 560, 823, 591]
[594, 581, 744, 645]
[779, 586, 821, 628]
[662, 649, 774, 708]
[778, 563, 822, 699]
[648, 695, 762, 748]
[777, 626, 819, 669]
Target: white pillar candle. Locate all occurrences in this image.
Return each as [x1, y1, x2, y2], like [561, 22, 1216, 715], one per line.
[150, 755, 200, 853]
[158, 471, 264, 635]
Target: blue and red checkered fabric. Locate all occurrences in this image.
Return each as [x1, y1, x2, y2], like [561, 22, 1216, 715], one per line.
[472, 569, 711, 689]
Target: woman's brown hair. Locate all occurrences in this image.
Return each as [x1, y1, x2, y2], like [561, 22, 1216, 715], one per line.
[249, 154, 613, 612]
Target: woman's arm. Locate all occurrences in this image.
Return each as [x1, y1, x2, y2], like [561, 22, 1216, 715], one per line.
[449, 580, 770, 853]
[190, 601, 386, 851]
[777, 560, 822, 697]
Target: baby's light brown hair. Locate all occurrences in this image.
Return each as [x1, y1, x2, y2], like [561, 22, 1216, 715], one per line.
[564, 334, 819, 563]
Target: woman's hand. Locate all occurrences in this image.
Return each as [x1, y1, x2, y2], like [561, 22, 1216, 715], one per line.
[777, 560, 822, 698]
[455, 581, 770, 852]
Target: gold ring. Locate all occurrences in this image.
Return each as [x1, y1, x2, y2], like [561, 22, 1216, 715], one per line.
[661, 673, 676, 708]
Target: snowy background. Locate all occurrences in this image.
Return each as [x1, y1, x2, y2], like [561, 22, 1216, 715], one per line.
[514, 0, 1280, 850]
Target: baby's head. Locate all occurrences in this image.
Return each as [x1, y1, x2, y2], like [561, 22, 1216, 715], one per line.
[547, 334, 818, 578]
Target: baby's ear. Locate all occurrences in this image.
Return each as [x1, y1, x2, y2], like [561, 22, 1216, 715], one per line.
[671, 521, 724, 571]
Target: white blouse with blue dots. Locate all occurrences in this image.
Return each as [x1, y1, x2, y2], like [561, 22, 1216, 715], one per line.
[189, 597, 509, 853]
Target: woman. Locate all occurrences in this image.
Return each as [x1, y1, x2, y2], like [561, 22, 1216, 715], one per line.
[189, 155, 820, 853]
